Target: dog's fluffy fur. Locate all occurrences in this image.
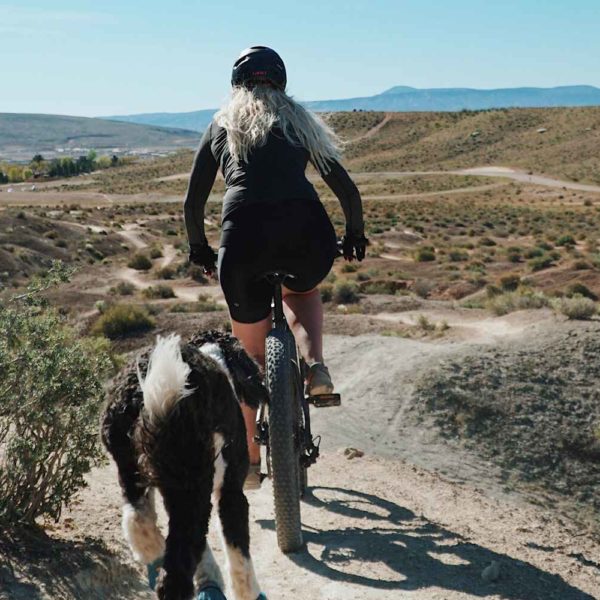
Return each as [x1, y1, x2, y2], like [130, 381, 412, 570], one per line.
[101, 330, 269, 600]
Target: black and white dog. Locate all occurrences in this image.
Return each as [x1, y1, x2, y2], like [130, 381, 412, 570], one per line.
[101, 330, 269, 600]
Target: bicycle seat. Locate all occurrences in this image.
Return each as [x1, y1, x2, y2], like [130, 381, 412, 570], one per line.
[262, 271, 297, 285]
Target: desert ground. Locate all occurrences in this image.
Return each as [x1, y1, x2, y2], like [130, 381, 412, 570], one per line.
[1, 109, 600, 599]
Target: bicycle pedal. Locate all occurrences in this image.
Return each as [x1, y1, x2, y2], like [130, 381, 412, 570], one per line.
[308, 393, 341, 408]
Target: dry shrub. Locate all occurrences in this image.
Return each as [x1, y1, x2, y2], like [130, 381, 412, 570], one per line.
[0, 265, 113, 524]
[553, 296, 597, 320]
[487, 290, 549, 316]
[92, 304, 155, 339]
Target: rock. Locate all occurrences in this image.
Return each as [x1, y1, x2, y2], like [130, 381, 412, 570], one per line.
[481, 560, 501, 582]
[344, 447, 365, 460]
[537, 128, 547, 134]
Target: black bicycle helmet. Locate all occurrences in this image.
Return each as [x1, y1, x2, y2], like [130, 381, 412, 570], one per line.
[231, 46, 287, 90]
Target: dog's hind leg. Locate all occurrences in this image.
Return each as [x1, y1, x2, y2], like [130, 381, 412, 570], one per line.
[218, 488, 261, 600]
[156, 486, 212, 600]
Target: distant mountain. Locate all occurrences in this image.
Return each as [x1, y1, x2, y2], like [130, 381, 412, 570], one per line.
[0, 113, 199, 161]
[103, 109, 216, 136]
[306, 85, 600, 112]
[101, 85, 600, 132]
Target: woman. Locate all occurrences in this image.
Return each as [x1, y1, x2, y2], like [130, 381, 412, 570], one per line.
[184, 46, 367, 488]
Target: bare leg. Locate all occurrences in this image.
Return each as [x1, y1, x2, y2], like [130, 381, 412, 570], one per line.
[282, 287, 324, 364]
[231, 316, 271, 465]
[232, 288, 325, 463]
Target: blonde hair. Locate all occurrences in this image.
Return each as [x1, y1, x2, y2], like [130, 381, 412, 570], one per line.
[214, 85, 341, 173]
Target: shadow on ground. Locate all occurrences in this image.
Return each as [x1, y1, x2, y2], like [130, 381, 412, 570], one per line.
[0, 526, 147, 600]
[257, 486, 593, 600]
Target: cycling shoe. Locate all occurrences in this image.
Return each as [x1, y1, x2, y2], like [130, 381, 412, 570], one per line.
[146, 556, 163, 590]
[196, 581, 227, 600]
[305, 362, 334, 396]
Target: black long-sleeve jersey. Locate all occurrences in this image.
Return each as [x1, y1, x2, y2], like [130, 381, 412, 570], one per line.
[183, 120, 364, 245]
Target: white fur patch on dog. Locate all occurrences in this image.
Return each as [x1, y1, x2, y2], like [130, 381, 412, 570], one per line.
[200, 343, 236, 394]
[213, 432, 228, 496]
[194, 544, 225, 590]
[223, 540, 261, 600]
[138, 334, 193, 423]
[122, 491, 165, 564]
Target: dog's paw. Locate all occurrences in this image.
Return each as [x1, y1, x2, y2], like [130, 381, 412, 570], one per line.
[146, 556, 164, 590]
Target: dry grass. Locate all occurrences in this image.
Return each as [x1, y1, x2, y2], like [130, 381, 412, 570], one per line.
[333, 108, 600, 184]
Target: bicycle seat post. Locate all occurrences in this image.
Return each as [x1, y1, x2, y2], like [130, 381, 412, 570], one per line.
[272, 278, 285, 326]
[264, 272, 292, 328]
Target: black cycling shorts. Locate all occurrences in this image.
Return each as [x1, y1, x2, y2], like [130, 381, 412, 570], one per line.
[218, 199, 337, 323]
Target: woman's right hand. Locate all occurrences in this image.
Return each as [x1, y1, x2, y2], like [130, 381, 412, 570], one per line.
[189, 243, 218, 276]
[340, 233, 369, 261]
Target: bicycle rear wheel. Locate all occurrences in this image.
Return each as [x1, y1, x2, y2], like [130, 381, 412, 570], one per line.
[265, 325, 303, 553]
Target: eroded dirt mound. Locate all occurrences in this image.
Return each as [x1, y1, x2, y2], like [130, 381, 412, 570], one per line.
[413, 320, 600, 516]
[0, 526, 147, 600]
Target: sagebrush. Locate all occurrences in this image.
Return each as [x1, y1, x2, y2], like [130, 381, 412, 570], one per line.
[0, 264, 113, 523]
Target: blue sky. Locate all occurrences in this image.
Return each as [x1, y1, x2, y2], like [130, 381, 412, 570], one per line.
[2, 0, 599, 116]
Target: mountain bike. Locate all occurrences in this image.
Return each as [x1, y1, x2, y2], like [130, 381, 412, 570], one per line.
[255, 272, 340, 553]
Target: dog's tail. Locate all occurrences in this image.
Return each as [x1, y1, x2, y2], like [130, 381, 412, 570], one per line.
[137, 334, 193, 423]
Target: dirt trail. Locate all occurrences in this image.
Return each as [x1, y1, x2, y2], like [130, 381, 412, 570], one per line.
[356, 168, 600, 194]
[372, 307, 556, 344]
[118, 224, 148, 250]
[9, 313, 591, 599]
[349, 113, 393, 143]
[363, 182, 503, 200]
[458, 166, 600, 192]
[51, 447, 598, 600]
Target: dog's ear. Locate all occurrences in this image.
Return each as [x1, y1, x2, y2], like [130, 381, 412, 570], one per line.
[221, 337, 269, 409]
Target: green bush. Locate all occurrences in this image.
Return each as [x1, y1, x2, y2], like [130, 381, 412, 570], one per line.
[332, 280, 359, 304]
[197, 294, 224, 312]
[573, 260, 591, 270]
[448, 250, 469, 262]
[111, 281, 136, 295]
[127, 253, 152, 271]
[320, 283, 333, 302]
[506, 246, 522, 263]
[414, 246, 436, 262]
[413, 279, 435, 298]
[556, 234, 576, 247]
[92, 304, 155, 339]
[553, 296, 597, 320]
[156, 266, 177, 279]
[528, 255, 554, 272]
[0, 264, 113, 524]
[486, 290, 549, 316]
[525, 247, 544, 259]
[566, 283, 597, 300]
[341, 263, 358, 273]
[143, 284, 176, 299]
[417, 314, 435, 331]
[149, 246, 164, 259]
[499, 273, 521, 291]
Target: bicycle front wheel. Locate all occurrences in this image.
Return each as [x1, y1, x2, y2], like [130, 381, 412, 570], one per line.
[265, 325, 303, 553]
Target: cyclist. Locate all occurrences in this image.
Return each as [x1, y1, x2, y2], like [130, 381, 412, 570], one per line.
[184, 46, 367, 488]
